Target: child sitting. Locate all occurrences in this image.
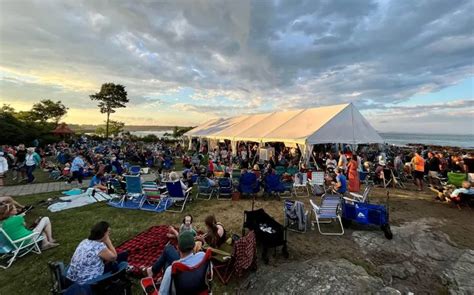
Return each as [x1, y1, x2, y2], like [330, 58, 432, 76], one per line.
[167, 214, 196, 239]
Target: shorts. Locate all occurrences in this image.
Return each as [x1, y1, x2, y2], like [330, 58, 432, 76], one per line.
[468, 173, 474, 183]
[428, 171, 439, 178]
[413, 170, 424, 180]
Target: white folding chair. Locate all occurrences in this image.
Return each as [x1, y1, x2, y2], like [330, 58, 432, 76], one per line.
[0, 228, 44, 269]
[310, 171, 326, 195]
[293, 173, 310, 197]
[345, 185, 372, 203]
[309, 198, 344, 235]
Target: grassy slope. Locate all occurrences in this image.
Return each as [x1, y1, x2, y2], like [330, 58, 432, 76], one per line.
[0, 190, 259, 294]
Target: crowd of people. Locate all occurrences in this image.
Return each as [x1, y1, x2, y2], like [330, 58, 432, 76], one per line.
[1, 136, 473, 293]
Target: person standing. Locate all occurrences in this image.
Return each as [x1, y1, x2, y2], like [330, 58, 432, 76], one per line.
[347, 155, 360, 192]
[68, 153, 85, 186]
[337, 151, 347, 173]
[427, 152, 440, 185]
[0, 152, 8, 187]
[411, 150, 425, 191]
[15, 144, 27, 182]
[25, 147, 41, 184]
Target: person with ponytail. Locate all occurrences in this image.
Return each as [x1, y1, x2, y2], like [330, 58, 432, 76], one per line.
[196, 215, 227, 248]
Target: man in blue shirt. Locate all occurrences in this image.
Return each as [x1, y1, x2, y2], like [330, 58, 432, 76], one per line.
[334, 168, 347, 194]
[159, 231, 205, 295]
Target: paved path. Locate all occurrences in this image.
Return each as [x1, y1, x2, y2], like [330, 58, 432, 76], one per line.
[0, 174, 157, 197]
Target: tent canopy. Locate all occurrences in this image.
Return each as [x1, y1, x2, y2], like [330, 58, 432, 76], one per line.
[185, 103, 383, 145]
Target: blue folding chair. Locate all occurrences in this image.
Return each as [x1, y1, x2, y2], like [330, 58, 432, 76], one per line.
[264, 174, 285, 196]
[309, 195, 344, 235]
[217, 177, 233, 200]
[196, 176, 215, 200]
[129, 166, 141, 175]
[114, 175, 142, 207]
[164, 181, 192, 213]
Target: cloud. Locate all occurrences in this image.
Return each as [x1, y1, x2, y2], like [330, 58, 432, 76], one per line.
[0, 0, 472, 128]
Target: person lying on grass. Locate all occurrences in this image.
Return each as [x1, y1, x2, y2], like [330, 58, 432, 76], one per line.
[0, 203, 58, 250]
[67, 221, 128, 285]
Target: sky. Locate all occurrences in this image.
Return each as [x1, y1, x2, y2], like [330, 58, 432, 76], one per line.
[0, 0, 473, 134]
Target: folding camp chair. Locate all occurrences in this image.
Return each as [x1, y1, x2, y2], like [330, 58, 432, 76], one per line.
[164, 181, 192, 213]
[345, 185, 372, 203]
[170, 248, 213, 295]
[292, 172, 310, 197]
[381, 168, 393, 188]
[309, 197, 344, 235]
[139, 181, 166, 210]
[49, 260, 130, 295]
[111, 175, 143, 207]
[0, 228, 44, 269]
[264, 174, 286, 199]
[217, 178, 233, 200]
[196, 176, 216, 200]
[390, 169, 405, 189]
[447, 172, 467, 187]
[212, 231, 257, 285]
[359, 171, 372, 186]
[275, 166, 286, 176]
[309, 171, 326, 195]
[284, 200, 309, 233]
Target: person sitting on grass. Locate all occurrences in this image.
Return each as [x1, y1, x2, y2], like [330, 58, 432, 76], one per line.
[167, 214, 197, 239]
[89, 172, 107, 191]
[0, 203, 58, 250]
[67, 221, 128, 285]
[195, 215, 227, 249]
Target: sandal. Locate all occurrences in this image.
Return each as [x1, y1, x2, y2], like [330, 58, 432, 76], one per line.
[42, 242, 59, 251]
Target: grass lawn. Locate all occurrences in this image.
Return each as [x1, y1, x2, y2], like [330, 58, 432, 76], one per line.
[0, 190, 271, 294]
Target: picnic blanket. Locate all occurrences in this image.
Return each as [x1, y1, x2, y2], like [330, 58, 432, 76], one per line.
[116, 225, 172, 277]
[47, 189, 113, 212]
[107, 195, 171, 213]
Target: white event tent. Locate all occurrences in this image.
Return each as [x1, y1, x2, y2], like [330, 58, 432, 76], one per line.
[185, 103, 384, 161]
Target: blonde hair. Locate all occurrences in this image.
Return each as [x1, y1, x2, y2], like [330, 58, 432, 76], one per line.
[0, 204, 13, 221]
[169, 172, 179, 182]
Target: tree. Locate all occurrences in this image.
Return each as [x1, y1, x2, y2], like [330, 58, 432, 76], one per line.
[95, 120, 125, 138]
[90, 83, 129, 138]
[172, 126, 194, 138]
[31, 99, 68, 126]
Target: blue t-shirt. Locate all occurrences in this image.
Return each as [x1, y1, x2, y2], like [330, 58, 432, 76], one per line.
[89, 175, 102, 188]
[336, 174, 347, 194]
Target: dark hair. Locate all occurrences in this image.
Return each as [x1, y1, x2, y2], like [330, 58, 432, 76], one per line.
[88, 221, 110, 240]
[182, 214, 193, 224]
[224, 172, 230, 178]
[204, 215, 220, 246]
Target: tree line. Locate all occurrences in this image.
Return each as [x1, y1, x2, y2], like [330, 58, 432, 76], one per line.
[0, 83, 193, 145]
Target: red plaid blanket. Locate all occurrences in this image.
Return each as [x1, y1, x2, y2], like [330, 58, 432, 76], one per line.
[116, 225, 172, 277]
[234, 230, 257, 276]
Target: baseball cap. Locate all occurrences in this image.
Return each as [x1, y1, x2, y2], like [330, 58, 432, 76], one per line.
[178, 231, 195, 252]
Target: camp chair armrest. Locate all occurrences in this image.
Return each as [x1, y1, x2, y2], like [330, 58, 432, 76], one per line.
[11, 231, 41, 244]
[343, 196, 358, 203]
[185, 187, 193, 194]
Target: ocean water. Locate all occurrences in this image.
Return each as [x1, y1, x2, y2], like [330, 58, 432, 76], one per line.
[130, 130, 172, 137]
[381, 132, 474, 148]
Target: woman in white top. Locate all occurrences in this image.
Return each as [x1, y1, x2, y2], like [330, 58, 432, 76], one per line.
[67, 221, 128, 285]
[0, 152, 8, 186]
